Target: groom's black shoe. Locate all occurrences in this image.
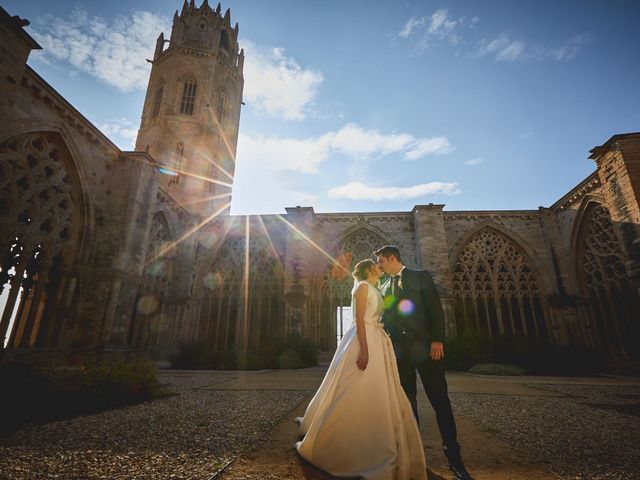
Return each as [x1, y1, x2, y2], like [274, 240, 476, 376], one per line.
[448, 462, 474, 480]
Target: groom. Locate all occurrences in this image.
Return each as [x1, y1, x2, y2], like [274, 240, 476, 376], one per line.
[375, 245, 474, 480]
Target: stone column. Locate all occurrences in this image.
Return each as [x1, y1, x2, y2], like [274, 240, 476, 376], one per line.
[411, 204, 456, 337]
[18, 260, 52, 348]
[282, 207, 315, 339]
[538, 207, 578, 346]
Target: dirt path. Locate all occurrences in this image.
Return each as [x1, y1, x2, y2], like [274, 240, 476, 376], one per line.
[216, 374, 560, 480]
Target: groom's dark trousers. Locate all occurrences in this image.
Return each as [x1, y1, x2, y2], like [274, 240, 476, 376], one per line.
[382, 268, 461, 464]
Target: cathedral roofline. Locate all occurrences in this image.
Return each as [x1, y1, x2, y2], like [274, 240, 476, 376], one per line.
[589, 131, 640, 159]
[0, 6, 41, 50]
[24, 65, 120, 152]
[549, 171, 600, 212]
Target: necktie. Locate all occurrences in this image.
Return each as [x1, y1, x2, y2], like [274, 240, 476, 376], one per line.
[392, 274, 401, 297]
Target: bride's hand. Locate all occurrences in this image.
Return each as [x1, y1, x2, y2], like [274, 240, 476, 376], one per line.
[356, 347, 369, 370]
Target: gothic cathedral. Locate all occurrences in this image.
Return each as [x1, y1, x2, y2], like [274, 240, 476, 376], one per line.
[1, 2, 639, 364]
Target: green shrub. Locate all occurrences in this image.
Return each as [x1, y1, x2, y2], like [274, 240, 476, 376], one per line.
[173, 332, 318, 370]
[468, 363, 525, 376]
[0, 359, 164, 433]
[171, 342, 218, 369]
[445, 334, 604, 376]
[444, 333, 495, 371]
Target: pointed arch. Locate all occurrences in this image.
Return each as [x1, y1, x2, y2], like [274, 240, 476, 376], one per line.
[169, 141, 184, 185]
[450, 223, 551, 339]
[307, 223, 393, 352]
[179, 77, 197, 115]
[308, 221, 396, 279]
[568, 194, 608, 287]
[572, 199, 640, 356]
[152, 77, 166, 118]
[450, 219, 553, 294]
[0, 120, 96, 262]
[131, 210, 176, 349]
[0, 129, 91, 349]
[219, 29, 230, 52]
[195, 219, 284, 350]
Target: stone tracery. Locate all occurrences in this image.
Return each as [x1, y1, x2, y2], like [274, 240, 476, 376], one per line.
[130, 212, 175, 349]
[452, 227, 549, 338]
[577, 203, 640, 355]
[0, 133, 76, 348]
[199, 232, 283, 350]
[311, 228, 388, 350]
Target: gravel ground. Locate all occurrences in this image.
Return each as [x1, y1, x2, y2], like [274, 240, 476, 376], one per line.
[0, 373, 310, 480]
[450, 384, 640, 480]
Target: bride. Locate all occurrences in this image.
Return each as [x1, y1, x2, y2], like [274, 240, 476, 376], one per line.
[295, 259, 427, 480]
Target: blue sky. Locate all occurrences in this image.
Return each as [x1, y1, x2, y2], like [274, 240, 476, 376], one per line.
[5, 0, 640, 214]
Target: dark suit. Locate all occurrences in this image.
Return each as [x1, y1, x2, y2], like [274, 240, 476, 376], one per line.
[381, 267, 461, 463]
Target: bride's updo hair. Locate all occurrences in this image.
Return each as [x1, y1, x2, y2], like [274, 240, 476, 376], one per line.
[352, 259, 375, 282]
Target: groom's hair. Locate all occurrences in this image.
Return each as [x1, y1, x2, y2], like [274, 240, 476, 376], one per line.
[374, 245, 404, 264]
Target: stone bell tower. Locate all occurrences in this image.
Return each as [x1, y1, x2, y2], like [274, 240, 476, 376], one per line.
[136, 0, 244, 216]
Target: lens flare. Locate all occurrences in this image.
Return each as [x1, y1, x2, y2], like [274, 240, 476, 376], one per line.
[203, 271, 222, 290]
[397, 299, 414, 316]
[383, 295, 396, 310]
[146, 201, 231, 265]
[147, 260, 165, 276]
[136, 295, 159, 315]
[274, 214, 350, 275]
[199, 232, 220, 250]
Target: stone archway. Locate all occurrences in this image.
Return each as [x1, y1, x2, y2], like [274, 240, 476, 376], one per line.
[0, 132, 85, 350]
[310, 227, 388, 351]
[197, 228, 284, 351]
[451, 226, 551, 340]
[575, 202, 640, 357]
[129, 211, 177, 350]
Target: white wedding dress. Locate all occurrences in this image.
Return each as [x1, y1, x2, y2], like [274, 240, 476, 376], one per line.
[296, 281, 427, 480]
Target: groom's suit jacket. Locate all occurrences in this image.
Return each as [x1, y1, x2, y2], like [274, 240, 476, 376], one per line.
[381, 268, 445, 351]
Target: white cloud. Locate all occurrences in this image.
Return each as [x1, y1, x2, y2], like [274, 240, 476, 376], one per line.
[237, 132, 328, 174]
[97, 117, 139, 149]
[325, 123, 414, 159]
[475, 35, 526, 62]
[540, 34, 593, 61]
[399, 16, 426, 38]
[464, 158, 484, 166]
[241, 39, 324, 120]
[405, 137, 452, 160]
[233, 133, 318, 214]
[398, 9, 467, 51]
[237, 123, 452, 174]
[474, 34, 592, 63]
[30, 7, 170, 92]
[328, 181, 460, 201]
[428, 9, 459, 38]
[495, 40, 526, 62]
[397, 9, 591, 63]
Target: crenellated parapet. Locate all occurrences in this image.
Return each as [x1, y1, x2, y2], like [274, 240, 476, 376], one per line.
[155, 0, 243, 72]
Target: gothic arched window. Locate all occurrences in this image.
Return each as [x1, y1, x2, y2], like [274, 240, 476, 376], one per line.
[320, 229, 387, 302]
[452, 227, 548, 339]
[0, 133, 76, 349]
[152, 79, 165, 118]
[131, 212, 174, 349]
[218, 92, 226, 121]
[200, 232, 283, 350]
[219, 30, 230, 52]
[577, 203, 640, 356]
[179, 79, 197, 115]
[169, 142, 184, 185]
